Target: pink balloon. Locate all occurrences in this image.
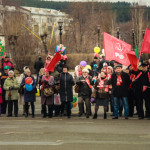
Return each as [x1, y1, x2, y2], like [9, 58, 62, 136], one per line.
[94, 53, 98, 57]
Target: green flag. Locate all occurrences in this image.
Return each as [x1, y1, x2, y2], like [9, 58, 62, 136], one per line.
[136, 45, 139, 61]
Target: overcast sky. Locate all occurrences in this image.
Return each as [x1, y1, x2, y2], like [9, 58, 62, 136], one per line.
[42, 0, 150, 6]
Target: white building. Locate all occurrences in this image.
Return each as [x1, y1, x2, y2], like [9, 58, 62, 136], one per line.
[22, 6, 71, 36]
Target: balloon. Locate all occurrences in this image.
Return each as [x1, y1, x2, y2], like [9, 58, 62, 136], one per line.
[25, 77, 33, 85]
[73, 102, 77, 108]
[56, 44, 67, 54]
[80, 61, 87, 67]
[91, 98, 95, 103]
[73, 96, 77, 103]
[93, 64, 98, 68]
[94, 47, 100, 53]
[94, 53, 98, 57]
[25, 84, 33, 92]
[85, 65, 91, 70]
[36, 89, 40, 96]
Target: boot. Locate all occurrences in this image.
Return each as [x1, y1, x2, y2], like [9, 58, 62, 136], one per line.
[25, 104, 28, 118]
[23, 105, 25, 115]
[78, 103, 83, 117]
[93, 113, 97, 119]
[104, 113, 107, 119]
[48, 106, 53, 118]
[31, 104, 35, 118]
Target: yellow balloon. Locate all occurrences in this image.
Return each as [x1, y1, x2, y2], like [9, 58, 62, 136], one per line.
[85, 65, 91, 70]
[36, 89, 40, 96]
[94, 47, 100, 53]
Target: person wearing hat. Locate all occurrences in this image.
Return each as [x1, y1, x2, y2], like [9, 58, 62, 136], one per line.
[1, 56, 14, 72]
[76, 68, 93, 118]
[132, 63, 150, 119]
[3, 70, 19, 117]
[20, 69, 36, 118]
[1, 65, 10, 114]
[34, 56, 44, 85]
[18, 66, 30, 115]
[108, 64, 130, 119]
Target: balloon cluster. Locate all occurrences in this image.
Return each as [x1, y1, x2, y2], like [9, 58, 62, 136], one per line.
[66, 96, 77, 109]
[79, 61, 91, 70]
[55, 44, 66, 55]
[25, 77, 33, 92]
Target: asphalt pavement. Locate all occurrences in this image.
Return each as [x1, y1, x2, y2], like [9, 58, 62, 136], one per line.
[0, 96, 150, 150]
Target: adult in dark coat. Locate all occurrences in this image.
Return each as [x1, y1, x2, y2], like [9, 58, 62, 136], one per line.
[20, 70, 36, 118]
[1, 65, 9, 114]
[76, 69, 93, 118]
[59, 66, 75, 118]
[132, 63, 150, 119]
[109, 65, 130, 119]
[34, 56, 44, 84]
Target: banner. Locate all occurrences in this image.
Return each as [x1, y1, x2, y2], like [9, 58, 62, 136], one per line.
[103, 32, 131, 66]
[141, 28, 150, 54]
[126, 51, 138, 71]
[47, 52, 61, 72]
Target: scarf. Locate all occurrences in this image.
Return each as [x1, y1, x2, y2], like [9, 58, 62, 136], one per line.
[107, 73, 112, 80]
[85, 76, 91, 88]
[99, 78, 109, 92]
[116, 74, 122, 86]
[44, 75, 51, 81]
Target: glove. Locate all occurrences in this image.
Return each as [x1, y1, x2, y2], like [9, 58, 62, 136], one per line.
[9, 86, 14, 90]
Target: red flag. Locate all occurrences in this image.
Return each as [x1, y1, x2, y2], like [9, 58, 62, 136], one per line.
[141, 28, 150, 54]
[103, 32, 131, 66]
[126, 51, 138, 71]
[47, 52, 62, 72]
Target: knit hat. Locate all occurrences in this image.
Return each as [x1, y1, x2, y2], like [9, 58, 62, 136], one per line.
[24, 68, 31, 74]
[82, 68, 89, 73]
[8, 70, 14, 75]
[4, 65, 10, 70]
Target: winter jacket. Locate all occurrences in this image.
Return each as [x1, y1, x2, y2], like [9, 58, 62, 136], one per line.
[108, 71, 130, 97]
[59, 72, 75, 102]
[3, 77, 19, 100]
[34, 60, 44, 72]
[76, 75, 92, 98]
[20, 75, 36, 102]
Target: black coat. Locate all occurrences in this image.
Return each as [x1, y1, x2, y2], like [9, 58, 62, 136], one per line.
[34, 60, 44, 72]
[20, 76, 36, 102]
[76, 75, 92, 98]
[109, 71, 130, 97]
[60, 73, 75, 102]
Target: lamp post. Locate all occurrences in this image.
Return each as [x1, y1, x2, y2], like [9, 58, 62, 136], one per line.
[58, 20, 63, 44]
[40, 33, 48, 54]
[132, 29, 135, 50]
[117, 27, 120, 39]
[97, 25, 100, 47]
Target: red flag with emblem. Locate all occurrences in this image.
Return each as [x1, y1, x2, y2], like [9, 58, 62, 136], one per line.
[103, 32, 132, 66]
[47, 52, 62, 72]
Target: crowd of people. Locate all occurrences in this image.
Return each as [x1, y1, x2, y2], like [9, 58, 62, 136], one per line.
[0, 54, 150, 120]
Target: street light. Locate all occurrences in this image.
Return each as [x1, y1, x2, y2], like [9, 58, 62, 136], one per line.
[132, 29, 135, 50]
[58, 20, 63, 44]
[97, 25, 100, 47]
[117, 27, 120, 39]
[40, 33, 48, 54]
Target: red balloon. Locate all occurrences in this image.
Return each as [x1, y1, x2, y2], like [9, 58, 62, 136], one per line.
[25, 77, 33, 85]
